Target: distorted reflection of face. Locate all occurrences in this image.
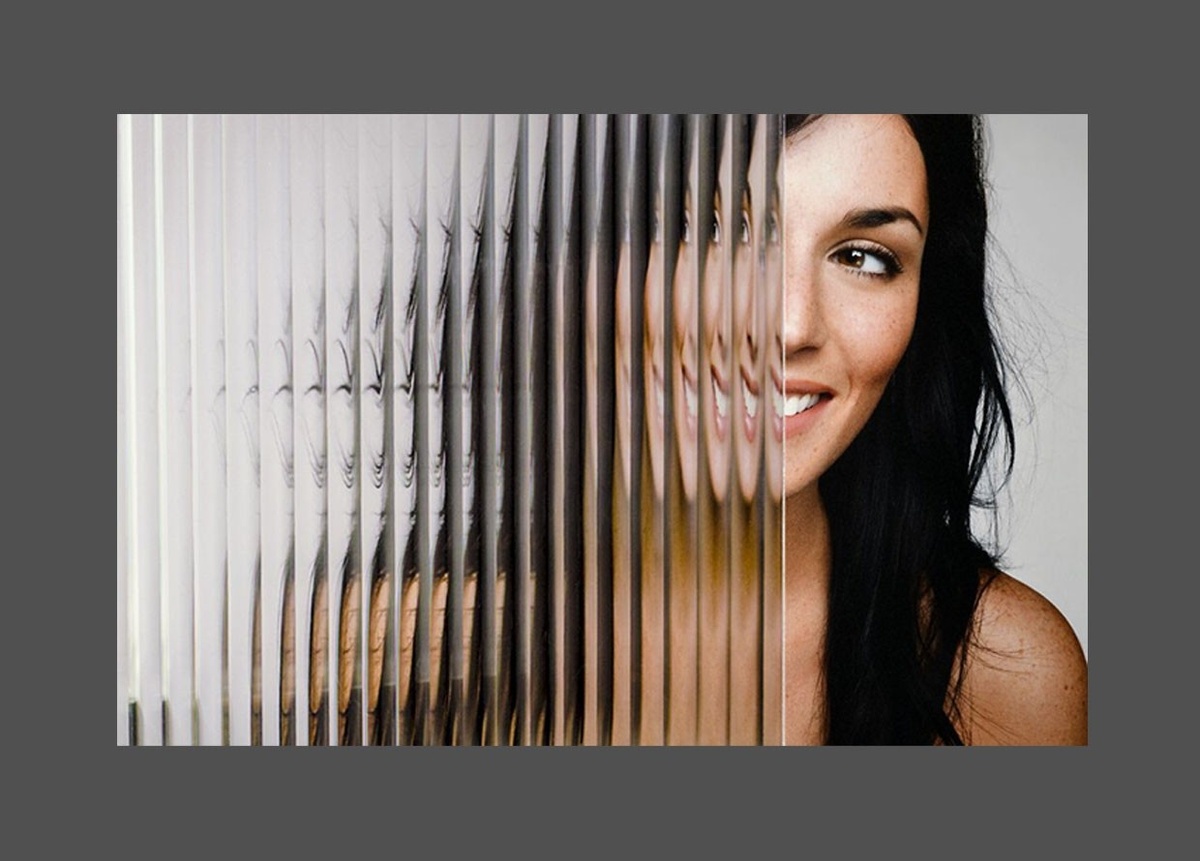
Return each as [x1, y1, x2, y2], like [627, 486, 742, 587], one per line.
[762, 188, 784, 504]
[779, 115, 927, 503]
[339, 575, 361, 714]
[702, 178, 731, 503]
[643, 199, 667, 499]
[672, 183, 699, 502]
[309, 577, 328, 710]
[733, 171, 761, 504]
[368, 576, 389, 710]
[280, 579, 295, 738]
[614, 243, 635, 490]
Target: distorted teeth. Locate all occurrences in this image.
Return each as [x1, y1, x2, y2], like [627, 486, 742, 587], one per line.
[684, 377, 698, 419]
[772, 388, 821, 418]
[655, 379, 665, 419]
[742, 378, 758, 419]
[713, 375, 728, 420]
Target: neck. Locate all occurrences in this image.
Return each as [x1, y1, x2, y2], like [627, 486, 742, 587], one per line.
[782, 483, 832, 745]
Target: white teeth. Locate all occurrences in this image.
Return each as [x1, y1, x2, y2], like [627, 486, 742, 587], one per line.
[786, 393, 820, 416]
[713, 375, 728, 420]
[684, 377, 698, 420]
[742, 378, 758, 419]
[773, 387, 822, 418]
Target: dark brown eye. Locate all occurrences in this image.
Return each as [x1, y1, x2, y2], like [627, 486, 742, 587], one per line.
[711, 212, 722, 245]
[739, 211, 751, 245]
[832, 245, 899, 277]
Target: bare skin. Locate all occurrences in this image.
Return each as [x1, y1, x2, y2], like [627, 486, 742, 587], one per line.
[955, 572, 1088, 745]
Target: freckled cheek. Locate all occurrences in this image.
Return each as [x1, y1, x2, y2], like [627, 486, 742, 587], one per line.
[839, 296, 917, 390]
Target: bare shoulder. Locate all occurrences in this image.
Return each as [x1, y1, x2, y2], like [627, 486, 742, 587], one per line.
[956, 570, 1088, 745]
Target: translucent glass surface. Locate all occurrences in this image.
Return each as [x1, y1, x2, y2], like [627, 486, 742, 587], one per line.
[117, 114, 784, 745]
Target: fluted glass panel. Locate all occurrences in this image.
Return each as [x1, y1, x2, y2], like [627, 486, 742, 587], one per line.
[118, 114, 784, 745]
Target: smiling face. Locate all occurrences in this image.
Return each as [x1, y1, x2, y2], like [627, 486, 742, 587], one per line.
[779, 115, 928, 502]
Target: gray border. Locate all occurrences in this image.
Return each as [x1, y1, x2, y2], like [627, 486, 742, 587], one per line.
[18, 4, 1133, 854]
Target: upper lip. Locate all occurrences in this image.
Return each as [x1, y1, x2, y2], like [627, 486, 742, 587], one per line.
[772, 366, 832, 397]
[681, 360, 698, 393]
[741, 362, 759, 396]
[710, 362, 728, 394]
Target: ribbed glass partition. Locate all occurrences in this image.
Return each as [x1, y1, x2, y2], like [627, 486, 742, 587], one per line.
[117, 114, 784, 745]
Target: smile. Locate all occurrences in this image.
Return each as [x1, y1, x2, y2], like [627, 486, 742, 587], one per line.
[741, 377, 758, 419]
[683, 372, 697, 421]
[712, 372, 729, 420]
[773, 389, 823, 418]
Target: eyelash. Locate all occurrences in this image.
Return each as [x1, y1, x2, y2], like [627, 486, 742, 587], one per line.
[830, 242, 903, 279]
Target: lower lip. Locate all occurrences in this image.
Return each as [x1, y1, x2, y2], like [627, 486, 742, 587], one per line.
[773, 395, 830, 441]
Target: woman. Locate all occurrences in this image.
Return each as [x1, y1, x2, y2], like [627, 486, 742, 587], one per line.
[781, 114, 1087, 744]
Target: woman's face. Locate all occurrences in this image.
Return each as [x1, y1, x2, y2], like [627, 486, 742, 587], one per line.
[779, 114, 928, 500]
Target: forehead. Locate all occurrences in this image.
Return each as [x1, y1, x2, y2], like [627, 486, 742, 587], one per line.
[784, 114, 928, 226]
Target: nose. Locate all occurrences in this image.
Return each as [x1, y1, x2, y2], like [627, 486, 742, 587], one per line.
[781, 256, 826, 357]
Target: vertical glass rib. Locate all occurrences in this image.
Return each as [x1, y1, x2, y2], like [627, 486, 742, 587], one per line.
[160, 114, 196, 746]
[561, 115, 587, 745]
[449, 114, 481, 747]
[543, 115, 564, 745]
[189, 114, 228, 745]
[421, 115, 459, 744]
[117, 114, 132, 746]
[494, 114, 521, 745]
[582, 114, 615, 745]
[459, 114, 491, 745]
[289, 114, 326, 746]
[129, 114, 165, 745]
[545, 114, 584, 745]
[257, 115, 292, 746]
[477, 114, 502, 747]
[391, 115, 423, 745]
[761, 115, 784, 745]
[638, 115, 670, 746]
[358, 114, 393, 746]
[728, 115, 763, 744]
[666, 114, 699, 746]
[222, 114, 260, 746]
[612, 114, 646, 745]
[696, 115, 730, 745]
[322, 115, 361, 746]
[516, 115, 545, 745]
[525, 114, 553, 744]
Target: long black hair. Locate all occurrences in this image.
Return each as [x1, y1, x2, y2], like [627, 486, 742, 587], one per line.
[786, 115, 1015, 744]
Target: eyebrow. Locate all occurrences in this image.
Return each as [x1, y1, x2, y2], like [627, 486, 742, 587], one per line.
[841, 206, 924, 237]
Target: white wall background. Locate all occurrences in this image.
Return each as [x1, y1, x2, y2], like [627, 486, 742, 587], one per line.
[981, 114, 1087, 656]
